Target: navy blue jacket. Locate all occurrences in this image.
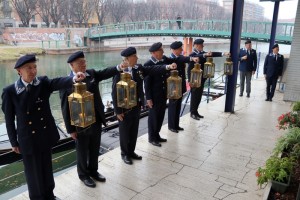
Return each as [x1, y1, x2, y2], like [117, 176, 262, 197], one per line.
[111, 64, 168, 114]
[2, 76, 73, 154]
[238, 48, 257, 72]
[263, 53, 284, 78]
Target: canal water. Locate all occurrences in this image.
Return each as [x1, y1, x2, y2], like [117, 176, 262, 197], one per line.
[0, 41, 292, 125]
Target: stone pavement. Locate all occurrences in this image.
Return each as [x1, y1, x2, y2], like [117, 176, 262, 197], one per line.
[11, 78, 291, 200]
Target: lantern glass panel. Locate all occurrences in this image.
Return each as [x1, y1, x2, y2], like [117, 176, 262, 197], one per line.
[167, 70, 182, 99]
[70, 100, 81, 125]
[224, 58, 233, 75]
[116, 73, 137, 109]
[84, 99, 94, 123]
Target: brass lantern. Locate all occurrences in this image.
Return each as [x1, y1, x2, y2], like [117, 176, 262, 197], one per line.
[116, 73, 137, 109]
[203, 57, 215, 78]
[167, 70, 182, 99]
[224, 57, 233, 75]
[190, 63, 203, 88]
[68, 82, 96, 128]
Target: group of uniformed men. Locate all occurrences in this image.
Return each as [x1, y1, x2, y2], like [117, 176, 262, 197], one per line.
[11, 38, 291, 200]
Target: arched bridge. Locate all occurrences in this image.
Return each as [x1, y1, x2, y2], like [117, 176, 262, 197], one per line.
[86, 19, 294, 44]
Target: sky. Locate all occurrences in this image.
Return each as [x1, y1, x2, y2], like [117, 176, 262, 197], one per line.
[219, 0, 298, 20]
[257, 0, 298, 20]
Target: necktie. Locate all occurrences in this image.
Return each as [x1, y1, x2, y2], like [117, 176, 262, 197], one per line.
[247, 50, 250, 55]
[26, 84, 31, 92]
[275, 55, 277, 61]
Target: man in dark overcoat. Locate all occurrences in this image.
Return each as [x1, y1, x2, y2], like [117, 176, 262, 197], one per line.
[168, 41, 199, 133]
[263, 44, 284, 101]
[59, 51, 125, 188]
[238, 40, 257, 97]
[144, 42, 177, 147]
[1, 54, 85, 199]
[187, 39, 230, 120]
[111, 47, 176, 164]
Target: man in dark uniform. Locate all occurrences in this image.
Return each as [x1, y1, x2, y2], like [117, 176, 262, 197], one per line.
[144, 42, 177, 147]
[59, 51, 125, 188]
[111, 47, 176, 164]
[238, 40, 257, 97]
[187, 38, 230, 120]
[168, 41, 199, 133]
[263, 44, 284, 101]
[1, 54, 85, 200]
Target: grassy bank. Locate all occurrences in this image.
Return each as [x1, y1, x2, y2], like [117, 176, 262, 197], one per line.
[0, 46, 44, 62]
[0, 149, 76, 195]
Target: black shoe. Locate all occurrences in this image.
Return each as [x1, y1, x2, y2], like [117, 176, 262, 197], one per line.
[149, 141, 162, 147]
[269, 98, 272, 102]
[91, 172, 106, 182]
[239, 94, 243, 97]
[158, 138, 167, 142]
[169, 128, 178, 133]
[197, 114, 204, 118]
[265, 98, 269, 101]
[190, 114, 200, 120]
[122, 155, 133, 165]
[81, 177, 96, 188]
[247, 94, 250, 98]
[130, 152, 142, 160]
[177, 127, 184, 131]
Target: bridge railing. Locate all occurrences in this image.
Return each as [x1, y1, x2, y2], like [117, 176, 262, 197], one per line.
[87, 19, 294, 43]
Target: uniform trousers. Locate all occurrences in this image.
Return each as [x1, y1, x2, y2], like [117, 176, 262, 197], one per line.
[266, 76, 278, 99]
[239, 71, 252, 95]
[118, 107, 140, 156]
[148, 99, 167, 142]
[76, 121, 101, 180]
[23, 150, 55, 200]
[190, 78, 206, 114]
[168, 97, 182, 129]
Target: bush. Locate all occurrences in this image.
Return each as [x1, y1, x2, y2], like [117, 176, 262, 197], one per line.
[277, 111, 300, 130]
[292, 101, 300, 112]
[273, 127, 300, 157]
[256, 156, 296, 187]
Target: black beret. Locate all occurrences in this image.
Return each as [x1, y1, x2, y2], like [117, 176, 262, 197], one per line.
[67, 51, 85, 63]
[15, 54, 37, 69]
[245, 40, 252, 44]
[194, 39, 204, 45]
[121, 47, 137, 57]
[272, 43, 279, 49]
[170, 41, 183, 49]
[149, 42, 162, 52]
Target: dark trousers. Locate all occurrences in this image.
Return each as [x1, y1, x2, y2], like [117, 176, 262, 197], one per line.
[148, 99, 167, 142]
[168, 98, 182, 129]
[240, 71, 252, 95]
[23, 150, 55, 200]
[266, 76, 278, 100]
[190, 78, 206, 114]
[118, 107, 140, 156]
[76, 122, 101, 179]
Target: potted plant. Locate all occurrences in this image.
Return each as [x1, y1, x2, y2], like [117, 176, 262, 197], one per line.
[273, 127, 300, 157]
[256, 156, 296, 193]
[277, 111, 300, 130]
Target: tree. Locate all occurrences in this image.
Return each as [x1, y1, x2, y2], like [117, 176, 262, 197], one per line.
[71, 0, 94, 27]
[107, 0, 130, 23]
[11, 0, 38, 27]
[37, 0, 51, 27]
[93, 0, 108, 25]
[49, 0, 66, 27]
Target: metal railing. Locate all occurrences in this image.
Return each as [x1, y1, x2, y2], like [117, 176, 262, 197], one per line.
[87, 19, 294, 44]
